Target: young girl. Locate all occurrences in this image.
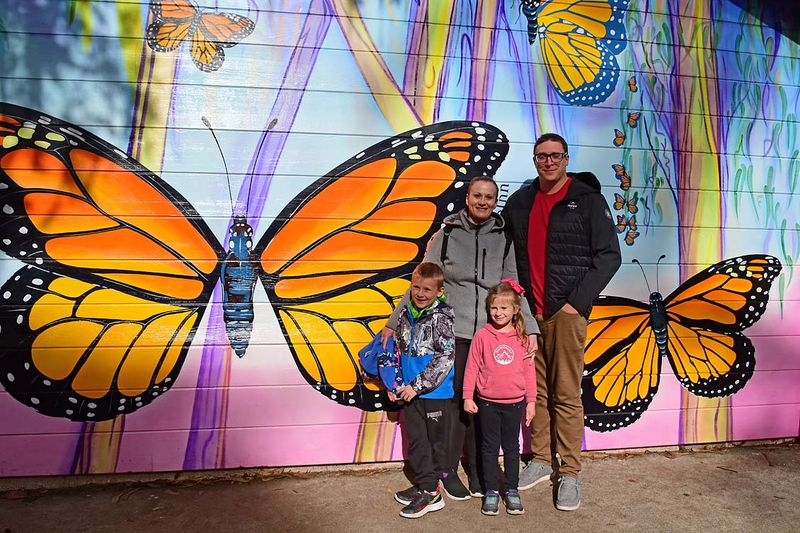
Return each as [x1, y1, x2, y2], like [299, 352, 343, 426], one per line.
[462, 280, 536, 516]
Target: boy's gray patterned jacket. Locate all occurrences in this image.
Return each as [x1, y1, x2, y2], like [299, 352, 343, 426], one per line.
[395, 300, 455, 399]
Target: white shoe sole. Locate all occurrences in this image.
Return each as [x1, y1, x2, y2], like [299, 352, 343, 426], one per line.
[441, 483, 472, 501]
[399, 498, 445, 518]
[555, 501, 580, 511]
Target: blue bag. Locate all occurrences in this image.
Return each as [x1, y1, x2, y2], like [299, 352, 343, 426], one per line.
[358, 333, 403, 392]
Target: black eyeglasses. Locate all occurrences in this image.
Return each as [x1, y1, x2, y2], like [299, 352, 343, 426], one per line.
[534, 152, 568, 163]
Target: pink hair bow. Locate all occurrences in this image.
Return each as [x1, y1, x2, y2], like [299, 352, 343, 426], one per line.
[500, 278, 525, 296]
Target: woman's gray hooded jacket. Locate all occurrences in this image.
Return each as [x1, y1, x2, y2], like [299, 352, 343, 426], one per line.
[387, 209, 539, 339]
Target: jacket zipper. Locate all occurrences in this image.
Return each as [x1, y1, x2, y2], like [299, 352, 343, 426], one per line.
[481, 248, 487, 279]
[473, 228, 480, 335]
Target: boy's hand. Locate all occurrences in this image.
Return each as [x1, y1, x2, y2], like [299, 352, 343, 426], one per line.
[463, 399, 478, 414]
[380, 327, 395, 348]
[525, 403, 536, 426]
[397, 385, 417, 402]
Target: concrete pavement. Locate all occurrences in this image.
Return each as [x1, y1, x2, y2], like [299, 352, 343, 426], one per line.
[0, 443, 797, 532]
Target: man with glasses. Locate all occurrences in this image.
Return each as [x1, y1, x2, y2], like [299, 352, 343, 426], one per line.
[501, 133, 621, 511]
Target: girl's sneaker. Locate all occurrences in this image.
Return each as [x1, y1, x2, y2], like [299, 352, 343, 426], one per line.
[481, 490, 500, 516]
[504, 489, 525, 515]
[399, 489, 445, 519]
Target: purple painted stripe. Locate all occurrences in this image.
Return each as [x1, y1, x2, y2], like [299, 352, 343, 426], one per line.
[183, 0, 332, 471]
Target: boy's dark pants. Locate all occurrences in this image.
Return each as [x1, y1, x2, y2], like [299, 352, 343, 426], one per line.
[405, 398, 450, 492]
[477, 399, 524, 492]
[447, 338, 481, 484]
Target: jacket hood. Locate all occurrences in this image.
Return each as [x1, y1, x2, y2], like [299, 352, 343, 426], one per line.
[443, 208, 505, 232]
[528, 171, 602, 195]
[482, 323, 519, 340]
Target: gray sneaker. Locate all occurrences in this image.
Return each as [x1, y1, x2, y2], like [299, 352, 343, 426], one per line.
[518, 461, 553, 490]
[555, 475, 581, 511]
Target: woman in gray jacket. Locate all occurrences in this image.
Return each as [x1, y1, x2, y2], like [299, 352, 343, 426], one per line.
[383, 176, 539, 500]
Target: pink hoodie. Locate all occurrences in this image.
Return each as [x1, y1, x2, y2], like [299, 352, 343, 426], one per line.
[463, 324, 536, 404]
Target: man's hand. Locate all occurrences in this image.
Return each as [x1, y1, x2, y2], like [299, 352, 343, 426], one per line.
[463, 399, 478, 414]
[525, 402, 536, 426]
[397, 385, 417, 402]
[561, 303, 580, 315]
[380, 327, 395, 348]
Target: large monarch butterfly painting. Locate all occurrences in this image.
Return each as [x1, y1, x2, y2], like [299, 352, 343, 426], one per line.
[0, 102, 508, 422]
[520, 0, 631, 105]
[583, 255, 782, 432]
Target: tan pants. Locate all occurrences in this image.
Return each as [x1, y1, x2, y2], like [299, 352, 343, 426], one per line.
[530, 309, 587, 477]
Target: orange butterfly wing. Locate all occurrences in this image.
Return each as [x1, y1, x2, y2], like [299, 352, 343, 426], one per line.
[662, 255, 782, 396]
[190, 12, 255, 72]
[0, 102, 224, 420]
[256, 122, 508, 410]
[583, 296, 659, 431]
[146, 0, 198, 52]
[613, 128, 625, 146]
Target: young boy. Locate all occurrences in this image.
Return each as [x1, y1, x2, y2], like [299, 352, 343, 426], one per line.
[390, 262, 456, 519]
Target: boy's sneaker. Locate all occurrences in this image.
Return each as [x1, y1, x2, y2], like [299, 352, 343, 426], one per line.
[518, 461, 553, 490]
[399, 489, 445, 518]
[481, 490, 500, 516]
[394, 485, 420, 505]
[439, 471, 470, 500]
[503, 489, 525, 515]
[555, 475, 581, 511]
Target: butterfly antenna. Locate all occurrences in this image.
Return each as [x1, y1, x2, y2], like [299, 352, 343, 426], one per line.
[655, 254, 666, 294]
[247, 118, 278, 213]
[202, 116, 235, 217]
[632, 259, 652, 294]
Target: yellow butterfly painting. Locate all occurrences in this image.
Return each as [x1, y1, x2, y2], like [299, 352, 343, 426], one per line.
[520, 0, 631, 105]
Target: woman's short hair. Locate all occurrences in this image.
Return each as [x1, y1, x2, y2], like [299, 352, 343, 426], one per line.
[467, 176, 499, 196]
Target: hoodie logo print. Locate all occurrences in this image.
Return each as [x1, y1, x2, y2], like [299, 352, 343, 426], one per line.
[493, 344, 515, 365]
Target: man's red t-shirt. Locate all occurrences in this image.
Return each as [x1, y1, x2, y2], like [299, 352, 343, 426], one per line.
[528, 178, 571, 314]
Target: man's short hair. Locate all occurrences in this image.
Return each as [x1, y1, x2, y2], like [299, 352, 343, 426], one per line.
[412, 262, 445, 289]
[534, 133, 568, 154]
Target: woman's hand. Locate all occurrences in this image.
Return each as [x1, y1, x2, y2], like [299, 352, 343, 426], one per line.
[380, 326, 395, 348]
[463, 399, 478, 414]
[526, 334, 539, 364]
[387, 390, 399, 403]
[525, 402, 536, 426]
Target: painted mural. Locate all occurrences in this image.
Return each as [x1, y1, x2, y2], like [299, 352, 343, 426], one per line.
[0, 0, 797, 477]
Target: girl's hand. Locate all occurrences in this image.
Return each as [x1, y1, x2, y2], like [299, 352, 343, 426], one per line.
[525, 403, 536, 426]
[380, 327, 395, 348]
[463, 399, 478, 414]
[397, 385, 417, 402]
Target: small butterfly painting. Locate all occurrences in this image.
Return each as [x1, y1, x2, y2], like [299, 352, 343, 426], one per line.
[145, 0, 255, 72]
